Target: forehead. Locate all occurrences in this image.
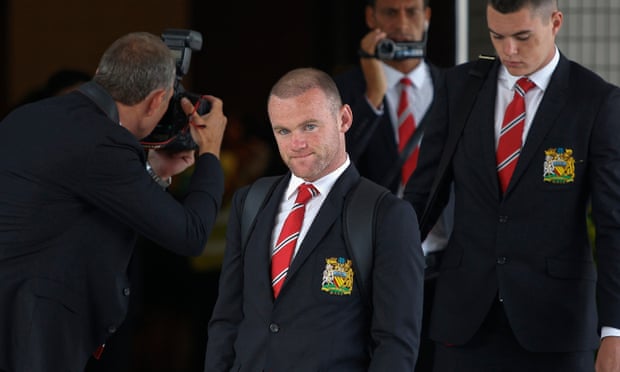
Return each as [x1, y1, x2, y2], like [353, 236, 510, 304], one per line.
[268, 88, 331, 123]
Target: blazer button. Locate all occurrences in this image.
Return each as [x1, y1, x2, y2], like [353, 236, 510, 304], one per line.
[108, 325, 117, 334]
[496, 256, 508, 265]
[123, 287, 131, 296]
[498, 215, 508, 223]
[269, 323, 280, 333]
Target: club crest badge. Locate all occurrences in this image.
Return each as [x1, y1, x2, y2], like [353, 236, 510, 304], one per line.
[321, 257, 354, 295]
[543, 147, 575, 184]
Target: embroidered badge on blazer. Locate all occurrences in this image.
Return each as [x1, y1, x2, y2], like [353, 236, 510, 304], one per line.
[543, 147, 575, 184]
[321, 257, 354, 295]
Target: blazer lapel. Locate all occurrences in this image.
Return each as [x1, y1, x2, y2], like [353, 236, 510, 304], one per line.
[465, 63, 503, 197]
[248, 176, 290, 300]
[507, 55, 570, 195]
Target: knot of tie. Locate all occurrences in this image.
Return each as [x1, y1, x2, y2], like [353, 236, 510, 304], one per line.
[400, 77, 413, 88]
[296, 183, 318, 205]
[515, 77, 536, 96]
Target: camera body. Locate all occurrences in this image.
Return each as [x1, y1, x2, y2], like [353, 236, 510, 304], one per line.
[375, 34, 427, 60]
[140, 29, 210, 152]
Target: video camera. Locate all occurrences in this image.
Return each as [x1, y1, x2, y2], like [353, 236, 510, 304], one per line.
[375, 35, 426, 60]
[358, 26, 428, 61]
[140, 29, 210, 152]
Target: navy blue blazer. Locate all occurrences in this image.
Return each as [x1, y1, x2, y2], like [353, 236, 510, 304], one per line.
[405, 54, 620, 352]
[205, 165, 425, 371]
[0, 89, 224, 371]
[334, 62, 444, 193]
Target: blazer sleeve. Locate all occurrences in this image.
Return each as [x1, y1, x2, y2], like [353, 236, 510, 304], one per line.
[204, 187, 248, 371]
[77, 137, 224, 256]
[368, 195, 425, 371]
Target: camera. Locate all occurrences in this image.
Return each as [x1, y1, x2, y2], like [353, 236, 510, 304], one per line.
[140, 29, 210, 152]
[375, 32, 427, 60]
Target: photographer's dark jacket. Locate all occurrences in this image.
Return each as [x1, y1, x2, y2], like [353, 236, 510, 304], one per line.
[0, 88, 223, 372]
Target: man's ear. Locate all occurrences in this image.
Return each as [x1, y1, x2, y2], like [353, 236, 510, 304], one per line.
[145, 88, 168, 116]
[340, 104, 353, 133]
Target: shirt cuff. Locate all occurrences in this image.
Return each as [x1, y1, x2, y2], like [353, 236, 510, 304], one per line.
[365, 95, 384, 115]
[601, 326, 620, 339]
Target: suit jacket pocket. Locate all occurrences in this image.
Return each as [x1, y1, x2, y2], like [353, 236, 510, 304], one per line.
[31, 277, 82, 313]
[12, 278, 85, 364]
[546, 257, 596, 281]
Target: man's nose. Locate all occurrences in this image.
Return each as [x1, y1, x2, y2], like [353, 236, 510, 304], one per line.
[503, 38, 518, 56]
[291, 132, 307, 149]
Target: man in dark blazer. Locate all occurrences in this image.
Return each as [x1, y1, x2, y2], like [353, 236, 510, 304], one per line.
[335, 0, 440, 196]
[405, 0, 620, 370]
[0, 32, 227, 372]
[334, 1, 450, 369]
[205, 68, 425, 371]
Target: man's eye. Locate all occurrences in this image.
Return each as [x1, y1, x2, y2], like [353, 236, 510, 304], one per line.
[382, 9, 397, 17]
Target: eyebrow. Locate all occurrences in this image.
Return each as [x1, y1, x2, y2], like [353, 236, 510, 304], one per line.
[488, 28, 532, 38]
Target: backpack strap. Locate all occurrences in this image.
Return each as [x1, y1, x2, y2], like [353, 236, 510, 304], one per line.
[343, 177, 390, 310]
[240, 176, 281, 250]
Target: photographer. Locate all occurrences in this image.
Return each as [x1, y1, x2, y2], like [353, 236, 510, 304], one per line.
[0, 31, 226, 372]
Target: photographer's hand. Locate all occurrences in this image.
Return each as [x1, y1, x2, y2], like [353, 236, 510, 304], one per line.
[182, 95, 227, 158]
[360, 28, 388, 109]
[147, 149, 196, 182]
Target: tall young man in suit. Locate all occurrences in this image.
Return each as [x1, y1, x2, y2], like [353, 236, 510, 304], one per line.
[205, 67, 425, 371]
[405, 0, 620, 370]
[0, 32, 227, 372]
[334, 1, 450, 369]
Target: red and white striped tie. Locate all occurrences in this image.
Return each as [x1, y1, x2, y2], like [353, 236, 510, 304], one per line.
[271, 183, 318, 298]
[496, 77, 536, 193]
[397, 77, 419, 186]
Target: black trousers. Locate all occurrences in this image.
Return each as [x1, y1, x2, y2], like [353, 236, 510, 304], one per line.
[432, 299, 595, 372]
[414, 252, 442, 372]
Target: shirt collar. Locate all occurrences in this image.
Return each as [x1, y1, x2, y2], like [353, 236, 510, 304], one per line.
[383, 60, 430, 90]
[285, 156, 351, 200]
[499, 46, 560, 92]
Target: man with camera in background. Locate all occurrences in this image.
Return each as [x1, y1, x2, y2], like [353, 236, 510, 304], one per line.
[333, 0, 449, 370]
[0, 31, 226, 372]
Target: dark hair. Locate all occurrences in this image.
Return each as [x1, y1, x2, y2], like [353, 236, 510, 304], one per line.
[367, 0, 430, 7]
[488, 0, 557, 14]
